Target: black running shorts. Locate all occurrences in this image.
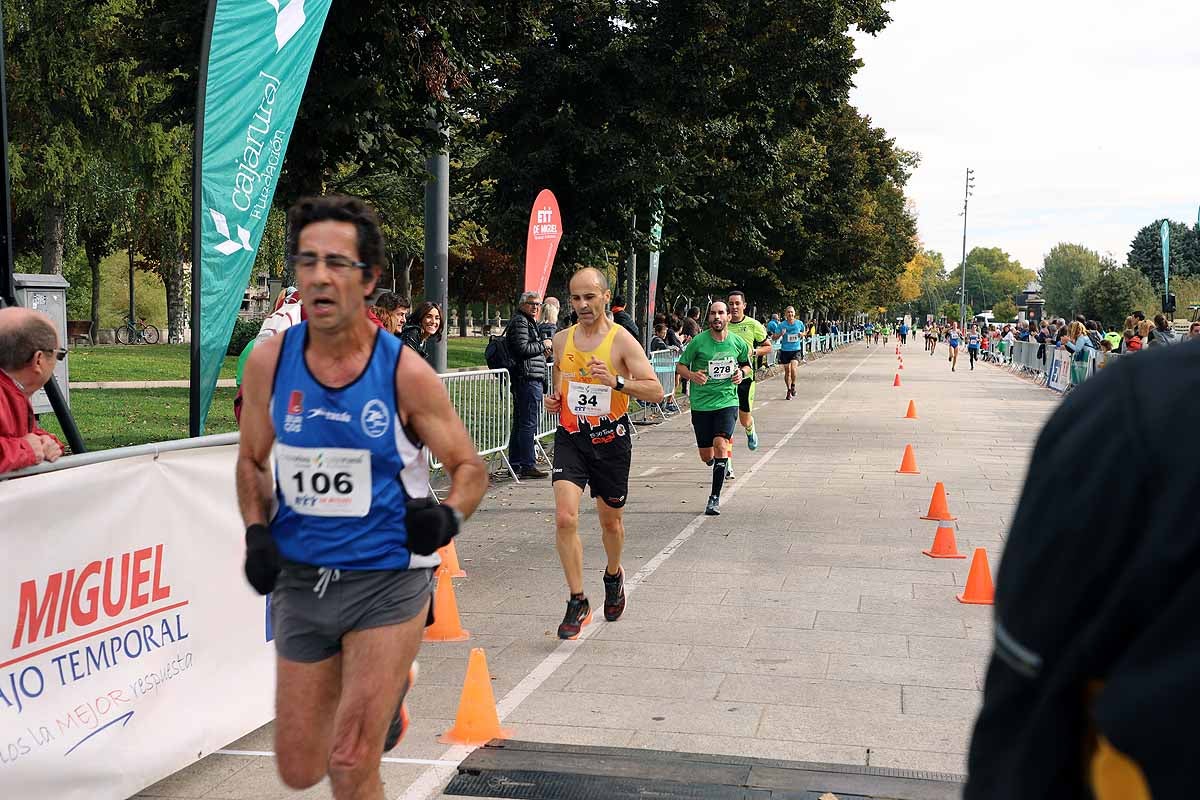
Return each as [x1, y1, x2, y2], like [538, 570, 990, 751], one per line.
[552, 417, 632, 508]
[691, 406, 739, 449]
[777, 349, 801, 365]
[736, 378, 754, 412]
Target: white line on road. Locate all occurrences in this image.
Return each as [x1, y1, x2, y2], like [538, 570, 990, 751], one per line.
[215, 749, 460, 768]
[637, 466, 662, 477]
[394, 348, 873, 800]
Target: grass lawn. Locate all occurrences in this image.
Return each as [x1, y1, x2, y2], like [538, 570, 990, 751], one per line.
[41, 388, 240, 451]
[445, 336, 487, 370]
[69, 345, 239, 382]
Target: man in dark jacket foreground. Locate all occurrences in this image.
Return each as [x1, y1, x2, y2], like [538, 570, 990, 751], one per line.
[966, 340, 1200, 799]
[506, 291, 549, 478]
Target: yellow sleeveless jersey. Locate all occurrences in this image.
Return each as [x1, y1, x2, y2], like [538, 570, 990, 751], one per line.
[557, 323, 630, 434]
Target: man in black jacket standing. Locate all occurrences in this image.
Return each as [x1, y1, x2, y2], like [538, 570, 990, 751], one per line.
[507, 291, 549, 478]
[611, 296, 641, 342]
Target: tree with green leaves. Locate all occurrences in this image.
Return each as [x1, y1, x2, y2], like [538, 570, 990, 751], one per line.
[1078, 264, 1157, 329]
[1127, 219, 1200, 288]
[946, 246, 1034, 315]
[1039, 243, 1103, 318]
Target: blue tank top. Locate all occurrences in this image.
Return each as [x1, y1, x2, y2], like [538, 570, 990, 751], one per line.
[269, 323, 433, 571]
[778, 320, 805, 351]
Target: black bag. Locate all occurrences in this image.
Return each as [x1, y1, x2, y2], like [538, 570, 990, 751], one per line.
[484, 326, 516, 372]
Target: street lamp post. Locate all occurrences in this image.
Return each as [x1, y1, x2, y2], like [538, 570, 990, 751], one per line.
[959, 167, 974, 325]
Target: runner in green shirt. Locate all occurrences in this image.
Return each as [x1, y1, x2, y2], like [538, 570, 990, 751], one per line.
[726, 291, 771, 474]
[676, 301, 752, 516]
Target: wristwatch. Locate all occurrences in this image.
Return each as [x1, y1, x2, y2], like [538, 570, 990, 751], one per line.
[614, 375, 626, 392]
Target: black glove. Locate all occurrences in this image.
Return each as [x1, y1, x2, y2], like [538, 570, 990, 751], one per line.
[405, 497, 462, 556]
[244, 524, 281, 595]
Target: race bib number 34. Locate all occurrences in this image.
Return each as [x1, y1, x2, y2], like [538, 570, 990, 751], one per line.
[708, 358, 736, 379]
[276, 443, 372, 517]
[567, 381, 612, 416]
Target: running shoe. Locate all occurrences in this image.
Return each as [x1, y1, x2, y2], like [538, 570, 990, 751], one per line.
[705, 495, 721, 515]
[725, 460, 735, 480]
[603, 567, 626, 621]
[746, 428, 759, 451]
[383, 661, 419, 751]
[557, 596, 592, 640]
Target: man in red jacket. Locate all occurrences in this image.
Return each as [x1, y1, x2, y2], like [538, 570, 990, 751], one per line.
[0, 306, 66, 472]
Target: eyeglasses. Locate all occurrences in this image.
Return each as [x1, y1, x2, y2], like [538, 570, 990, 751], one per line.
[287, 253, 368, 271]
[40, 348, 67, 361]
[525, 301, 542, 307]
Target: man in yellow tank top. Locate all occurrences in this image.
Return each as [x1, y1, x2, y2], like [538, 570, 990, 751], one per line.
[544, 267, 663, 639]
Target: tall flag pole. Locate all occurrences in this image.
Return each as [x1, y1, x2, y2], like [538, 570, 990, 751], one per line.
[190, 0, 333, 435]
[1160, 219, 1170, 297]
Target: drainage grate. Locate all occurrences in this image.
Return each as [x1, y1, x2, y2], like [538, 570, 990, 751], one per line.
[443, 740, 964, 800]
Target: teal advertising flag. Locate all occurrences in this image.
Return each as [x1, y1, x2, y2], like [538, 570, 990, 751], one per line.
[190, 0, 333, 433]
[1160, 220, 1170, 294]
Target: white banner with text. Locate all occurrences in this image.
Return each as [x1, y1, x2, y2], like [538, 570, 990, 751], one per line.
[0, 443, 275, 799]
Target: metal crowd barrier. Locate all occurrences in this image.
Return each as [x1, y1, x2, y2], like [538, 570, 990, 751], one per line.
[430, 367, 518, 482]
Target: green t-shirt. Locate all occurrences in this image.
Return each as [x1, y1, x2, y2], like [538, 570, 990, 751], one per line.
[727, 316, 768, 383]
[679, 330, 750, 411]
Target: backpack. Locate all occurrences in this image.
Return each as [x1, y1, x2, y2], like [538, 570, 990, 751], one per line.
[484, 326, 516, 372]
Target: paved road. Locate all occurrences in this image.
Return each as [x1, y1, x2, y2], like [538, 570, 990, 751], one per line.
[136, 337, 1059, 799]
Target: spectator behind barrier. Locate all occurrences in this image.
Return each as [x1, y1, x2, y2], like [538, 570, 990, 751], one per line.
[0, 307, 66, 472]
[610, 296, 641, 342]
[1190, 321, 1200, 339]
[399, 301, 442, 368]
[1148, 314, 1176, 347]
[506, 291, 548, 479]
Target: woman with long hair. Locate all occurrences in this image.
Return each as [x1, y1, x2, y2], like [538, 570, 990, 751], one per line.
[400, 301, 442, 368]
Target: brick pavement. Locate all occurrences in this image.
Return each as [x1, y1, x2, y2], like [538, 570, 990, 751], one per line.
[135, 336, 1058, 800]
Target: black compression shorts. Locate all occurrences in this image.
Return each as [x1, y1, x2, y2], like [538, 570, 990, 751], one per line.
[690, 406, 739, 449]
[552, 418, 632, 508]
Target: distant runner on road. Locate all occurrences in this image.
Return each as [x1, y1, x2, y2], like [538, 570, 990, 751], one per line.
[726, 290, 771, 473]
[676, 301, 752, 516]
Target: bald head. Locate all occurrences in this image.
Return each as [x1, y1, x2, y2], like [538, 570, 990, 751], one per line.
[0, 307, 57, 371]
[569, 266, 609, 293]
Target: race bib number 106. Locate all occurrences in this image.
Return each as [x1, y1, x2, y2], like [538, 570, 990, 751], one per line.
[275, 443, 372, 517]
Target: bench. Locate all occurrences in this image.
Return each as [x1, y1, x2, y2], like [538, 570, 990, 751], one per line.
[67, 320, 94, 346]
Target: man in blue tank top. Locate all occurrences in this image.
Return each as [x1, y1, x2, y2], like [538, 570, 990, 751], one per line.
[236, 196, 487, 799]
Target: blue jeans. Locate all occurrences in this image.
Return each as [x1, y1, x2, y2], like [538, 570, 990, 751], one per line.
[508, 377, 543, 471]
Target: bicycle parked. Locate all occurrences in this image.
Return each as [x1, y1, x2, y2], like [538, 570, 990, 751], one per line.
[115, 315, 161, 345]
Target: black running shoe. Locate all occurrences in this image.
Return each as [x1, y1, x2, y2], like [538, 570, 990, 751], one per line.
[705, 495, 721, 515]
[557, 596, 592, 639]
[603, 568, 626, 621]
[383, 661, 419, 751]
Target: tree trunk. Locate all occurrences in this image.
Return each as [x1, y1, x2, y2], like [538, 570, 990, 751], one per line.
[458, 294, 469, 338]
[86, 247, 101, 337]
[396, 256, 413, 300]
[41, 204, 65, 275]
[164, 254, 187, 343]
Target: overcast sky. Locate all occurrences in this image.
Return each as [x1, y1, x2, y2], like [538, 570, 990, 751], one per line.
[849, 1, 1200, 275]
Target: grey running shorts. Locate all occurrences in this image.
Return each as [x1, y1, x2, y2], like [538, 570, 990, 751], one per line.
[271, 562, 434, 663]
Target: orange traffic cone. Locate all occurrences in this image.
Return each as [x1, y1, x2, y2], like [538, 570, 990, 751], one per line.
[904, 400, 918, 419]
[893, 374, 902, 387]
[923, 525, 966, 559]
[898, 362, 904, 370]
[897, 444, 920, 474]
[895, 346, 900, 355]
[920, 482, 957, 521]
[957, 549, 994, 604]
[439, 648, 514, 745]
[437, 539, 467, 578]
[423, 575, 470, 642]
